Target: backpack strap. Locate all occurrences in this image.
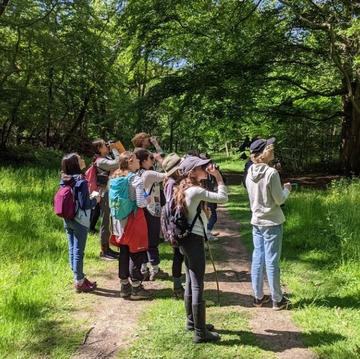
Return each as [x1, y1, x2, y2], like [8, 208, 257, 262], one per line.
[189, 202, 203, 233]
[196, 202, 208, 241]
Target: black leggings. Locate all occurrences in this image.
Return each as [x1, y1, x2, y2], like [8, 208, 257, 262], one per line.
[118, 245, 146, 283]
[144, 209, 161, 266]
[172, 247, 184, 278]
[179, 234, 206, 305]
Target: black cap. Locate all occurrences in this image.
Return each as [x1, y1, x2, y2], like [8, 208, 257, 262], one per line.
[250, 137, 276, 154]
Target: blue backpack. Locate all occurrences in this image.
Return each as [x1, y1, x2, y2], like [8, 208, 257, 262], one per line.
[109, 173, 137, 220]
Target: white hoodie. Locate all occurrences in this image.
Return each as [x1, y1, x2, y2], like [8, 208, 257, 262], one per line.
[245, 163, 290, 226]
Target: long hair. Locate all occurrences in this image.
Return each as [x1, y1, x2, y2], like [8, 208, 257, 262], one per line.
[111, 151, 134, 178]
[61, 153, 81, 175]
[173, 175, 201, 215]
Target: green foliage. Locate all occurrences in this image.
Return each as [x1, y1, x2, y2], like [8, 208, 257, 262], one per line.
[227, 183, 360, 358]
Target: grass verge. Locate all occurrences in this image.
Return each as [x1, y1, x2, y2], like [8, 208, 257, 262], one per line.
[226, 183, 360, 359]
[0, 166, 111, 358]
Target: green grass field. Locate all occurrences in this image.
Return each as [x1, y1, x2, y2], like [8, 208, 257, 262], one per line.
[227, 182, 360, 359]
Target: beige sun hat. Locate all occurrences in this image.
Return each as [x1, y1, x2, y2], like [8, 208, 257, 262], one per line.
[162, 153, 182, 176]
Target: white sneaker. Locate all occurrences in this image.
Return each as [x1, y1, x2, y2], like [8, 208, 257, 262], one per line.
[207, 233, 218, 241]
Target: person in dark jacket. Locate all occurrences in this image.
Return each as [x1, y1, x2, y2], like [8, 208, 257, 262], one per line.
[61, 153, 100, 292]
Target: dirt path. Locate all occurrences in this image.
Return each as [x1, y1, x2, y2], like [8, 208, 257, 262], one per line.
[71, 264, 165, 359]
[71, 206, 317, 359]
[212, 206, 317, 359]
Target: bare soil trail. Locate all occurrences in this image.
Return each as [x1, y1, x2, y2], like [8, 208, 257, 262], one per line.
[212, 206, 317, 359]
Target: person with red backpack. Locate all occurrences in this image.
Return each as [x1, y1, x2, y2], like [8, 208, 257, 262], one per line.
[57, 153, 100, 292]
[109, 152, 151, 300]
[91, 139, 124, 260]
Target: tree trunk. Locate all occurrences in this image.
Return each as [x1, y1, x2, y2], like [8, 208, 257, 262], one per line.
[340, 81, 360, 175]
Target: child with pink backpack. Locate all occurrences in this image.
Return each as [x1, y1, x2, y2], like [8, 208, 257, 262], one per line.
[55, 153, 101, 292]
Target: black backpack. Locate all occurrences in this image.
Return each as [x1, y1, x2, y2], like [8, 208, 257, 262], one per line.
[161, 199, 202, 247]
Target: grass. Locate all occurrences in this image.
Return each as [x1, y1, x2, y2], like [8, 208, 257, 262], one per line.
[226, 182, 360, 359]
[211, 153, 246, 173]
[118, 242, 273, 359]
[0, 165, 112, 358]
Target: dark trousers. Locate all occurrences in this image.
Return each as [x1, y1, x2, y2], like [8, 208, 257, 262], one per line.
[179, 234, 206, 305]
[90, 203, 101, 232]
[144, 209, 160, 266]
[172, 247, 184, 278]
[207, 203, 218, 231]
[100, 192, 110, 247]
[118, 245, 146, 282]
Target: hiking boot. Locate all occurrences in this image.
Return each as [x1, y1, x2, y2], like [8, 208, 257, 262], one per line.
[173, 286, 185, 300]
[253, 295, 271, 307]
[185, 296, 215, 332]
[75, 280, 95, 293]
[131, 284, 152, 300]
[149, 268, 169, 281]
[120, 282, 132, 298]
[192, 301, 220, 343]
[84, 277, 97, 289]
[273, 296, 291, 311]
[100, 250, 118, 261]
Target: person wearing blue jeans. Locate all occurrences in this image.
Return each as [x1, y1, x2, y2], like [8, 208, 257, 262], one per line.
[64, 219, 89, 282]
[245, 137, 292, 310]
[60, 153, 100, 293]
[251, 225, 283, 303]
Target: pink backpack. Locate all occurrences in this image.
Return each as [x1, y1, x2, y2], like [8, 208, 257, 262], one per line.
[54, 185, 76, 219]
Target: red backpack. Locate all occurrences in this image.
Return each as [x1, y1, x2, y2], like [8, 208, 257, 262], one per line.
[85, 161, 99, 193]
[54, 184, 76, 219]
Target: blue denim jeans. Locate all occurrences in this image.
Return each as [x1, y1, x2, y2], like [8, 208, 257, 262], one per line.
[251, 224, 283, 302]
[64, 219, 88, 281]
[207, 203, 218, 231]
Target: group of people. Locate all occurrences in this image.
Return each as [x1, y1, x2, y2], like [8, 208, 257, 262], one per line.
[58, 132, 291, 344]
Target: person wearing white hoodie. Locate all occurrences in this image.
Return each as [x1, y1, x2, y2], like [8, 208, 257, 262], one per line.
[245, 138, 292, 310]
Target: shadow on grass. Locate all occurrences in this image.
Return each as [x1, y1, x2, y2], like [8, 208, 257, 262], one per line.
[3, 298, 80, 358]
[216, 328, 346, 352]
[145, 287, 254, 308]
[296, 294, 360, 310]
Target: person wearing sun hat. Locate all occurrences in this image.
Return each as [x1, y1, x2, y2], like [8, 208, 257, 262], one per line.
[161, 153, 186, 298]
[245, 137, 292, 311]
[173, 155, 228, 343]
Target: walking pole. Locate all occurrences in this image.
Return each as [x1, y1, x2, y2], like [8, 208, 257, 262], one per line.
[206, 240, 221, 306]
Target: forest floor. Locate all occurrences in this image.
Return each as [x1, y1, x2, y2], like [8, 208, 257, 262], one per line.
[71, 206, 316, 359]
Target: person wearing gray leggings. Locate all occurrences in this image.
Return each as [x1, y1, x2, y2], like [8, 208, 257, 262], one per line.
[175, 155, 228, 344]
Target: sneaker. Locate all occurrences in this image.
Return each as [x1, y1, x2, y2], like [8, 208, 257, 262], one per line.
[273, 296, 291, 311]
[131, 285, 152, 300]
[84, 277, 97, 289]
[142, 269, 150, 281]
[211, 231, 220, 237]
[173, 286, 185, 299]
[120, 282, 132, 298]
[100, 250, 118, 261]
[253, 295, 271, 307]
[207, 234, 218, 242]
[108, 247, 120, 257]
[149, 268, 169, 281]
[75, 280, 95, 293]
